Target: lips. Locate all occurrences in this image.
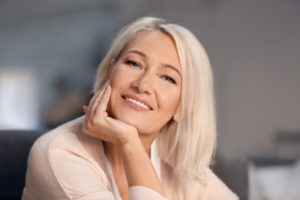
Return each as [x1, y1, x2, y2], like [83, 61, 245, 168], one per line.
[121, 94, 154, 110]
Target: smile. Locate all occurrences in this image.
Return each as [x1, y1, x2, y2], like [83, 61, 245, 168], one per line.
[124, 97, 151, 110]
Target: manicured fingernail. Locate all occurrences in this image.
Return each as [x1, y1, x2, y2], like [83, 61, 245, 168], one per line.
[83, 105, 88, 113]
[105, 80, 110, 90]
[101, 81, 109, 90]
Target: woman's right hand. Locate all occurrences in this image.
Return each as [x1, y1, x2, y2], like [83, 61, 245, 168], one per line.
[82, 82, 165, 196]
[81, 82, 139, 146]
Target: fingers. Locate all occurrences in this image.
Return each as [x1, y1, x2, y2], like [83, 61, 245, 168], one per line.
[83, 105, 88, 114]
[82, 82, 111, 140]
[95, 84, 111, 116]
[80, 82, 139, 144]
[86, 81, 109, 121]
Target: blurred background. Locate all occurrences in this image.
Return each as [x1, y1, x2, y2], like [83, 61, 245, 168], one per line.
[0, 0, 300, 199]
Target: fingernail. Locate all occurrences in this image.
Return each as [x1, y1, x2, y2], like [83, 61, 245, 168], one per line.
[83, 105, 88, 113]
[101, 80, 110, 90]
[105, 80, 110, 90]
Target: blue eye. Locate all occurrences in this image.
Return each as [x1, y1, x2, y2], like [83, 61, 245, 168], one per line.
[162, 75, 176, 84]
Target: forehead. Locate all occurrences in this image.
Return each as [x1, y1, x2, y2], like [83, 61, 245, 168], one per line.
[122, 30, 181, 71]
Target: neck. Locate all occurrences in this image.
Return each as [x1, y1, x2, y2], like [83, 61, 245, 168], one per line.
[140, 135, 153, 156]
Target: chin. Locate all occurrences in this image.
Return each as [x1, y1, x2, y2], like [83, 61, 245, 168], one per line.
[117, 114, 155, 135]
[117, 115, 141, 128]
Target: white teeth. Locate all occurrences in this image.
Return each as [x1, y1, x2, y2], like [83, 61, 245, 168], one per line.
[126, 97, 150, 109]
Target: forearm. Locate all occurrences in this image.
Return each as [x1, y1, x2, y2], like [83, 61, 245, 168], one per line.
[121, 138, 164, 196]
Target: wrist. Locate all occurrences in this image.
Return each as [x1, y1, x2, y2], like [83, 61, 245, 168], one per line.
[118, 128, 139, 145]
[120, 133, 144, 155]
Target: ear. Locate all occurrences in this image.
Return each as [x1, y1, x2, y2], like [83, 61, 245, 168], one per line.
[173, 105, 180, 122]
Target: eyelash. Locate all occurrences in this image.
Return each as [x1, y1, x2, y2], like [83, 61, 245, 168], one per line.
[161, 75, 176, 84]
[125, 59, 177, 85]
[125, 60, 141, 69]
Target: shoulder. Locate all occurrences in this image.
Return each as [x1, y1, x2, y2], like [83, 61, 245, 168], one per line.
[204, 168, 239, 200]
[24, 116, 112, 199]
[27, 116, 85, 173]
[30, 116, 105, 162]
[31, 116, 85, 150]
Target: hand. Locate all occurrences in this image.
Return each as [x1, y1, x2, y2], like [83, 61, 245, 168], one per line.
[81, 82, 139, 146]
[82, 83, 164, 195]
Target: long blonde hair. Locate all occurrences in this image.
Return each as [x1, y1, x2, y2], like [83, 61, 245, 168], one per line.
[93, 17, 216, 187]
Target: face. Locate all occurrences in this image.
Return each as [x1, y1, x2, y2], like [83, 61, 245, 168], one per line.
[107, 30, 182, 137]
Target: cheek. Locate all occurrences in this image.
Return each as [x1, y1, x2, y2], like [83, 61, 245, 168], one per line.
[109, 67, 122, 85]
[159, 89, 180, 113]
[110, 65, 134, 86]
[108, 67, 132, 107]
[109, 71, 124, 95]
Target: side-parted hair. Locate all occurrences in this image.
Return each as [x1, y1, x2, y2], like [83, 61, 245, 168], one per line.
[93, 17, 216, 186]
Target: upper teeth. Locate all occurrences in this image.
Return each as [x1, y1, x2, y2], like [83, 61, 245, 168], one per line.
[126, 97, 150, 109]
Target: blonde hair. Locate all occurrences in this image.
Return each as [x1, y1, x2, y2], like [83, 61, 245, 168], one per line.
[93, 17, 216, 187]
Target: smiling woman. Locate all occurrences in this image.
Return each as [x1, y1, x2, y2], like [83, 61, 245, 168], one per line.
[22, 17, 239, 200]
[108, 30, 181, 139]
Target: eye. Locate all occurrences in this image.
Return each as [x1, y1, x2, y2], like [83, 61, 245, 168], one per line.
[161, 75, 176, 84]
[125, 60, 141, 69]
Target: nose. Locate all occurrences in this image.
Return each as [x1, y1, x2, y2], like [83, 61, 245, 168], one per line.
[131, 71, 154, 94]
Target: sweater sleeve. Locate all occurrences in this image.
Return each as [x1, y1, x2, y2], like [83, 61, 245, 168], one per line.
[22, 130, 167, 200]
[129, 186, 167, 200]
[50, 148, 167, 200]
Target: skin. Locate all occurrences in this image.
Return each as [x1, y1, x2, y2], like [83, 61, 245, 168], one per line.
[82, 30, 182, 200]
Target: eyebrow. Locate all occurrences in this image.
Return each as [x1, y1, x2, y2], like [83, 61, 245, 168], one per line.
[127, 50, 182, 77]
[127, 50, 146, 58]
[163, 64, 182, 77]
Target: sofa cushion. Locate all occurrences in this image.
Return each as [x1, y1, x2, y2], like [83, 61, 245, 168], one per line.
[0, 130, 44, 200]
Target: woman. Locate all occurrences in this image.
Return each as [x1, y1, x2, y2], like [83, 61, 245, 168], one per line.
[22, 17, 238, 200]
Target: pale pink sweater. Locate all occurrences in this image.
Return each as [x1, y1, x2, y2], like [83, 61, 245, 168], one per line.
[22, 117, 239, 200]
